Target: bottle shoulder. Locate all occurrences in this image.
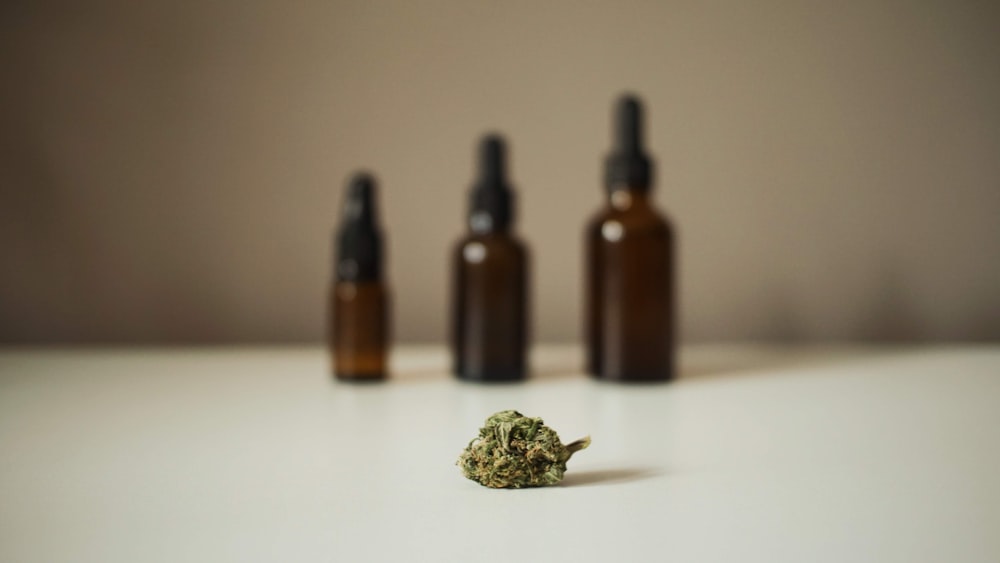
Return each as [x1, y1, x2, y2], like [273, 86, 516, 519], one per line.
[332, 280, 388, 301]
[586, 204, 673, 239]
[453, 232, 528, 263]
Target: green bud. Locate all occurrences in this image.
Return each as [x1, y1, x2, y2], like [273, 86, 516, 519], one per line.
[457, 410, 591, 488]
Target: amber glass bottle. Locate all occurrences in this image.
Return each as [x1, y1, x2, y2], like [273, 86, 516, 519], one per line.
[451, 135, 528, 382]
[585, 95, 676, 382]
[329, 173, 389, 382]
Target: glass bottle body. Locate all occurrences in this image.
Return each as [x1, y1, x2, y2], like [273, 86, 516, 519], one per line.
[451, 232, 528, 381]
[586, 190, 675, 381]
[330, 281, 389, 381]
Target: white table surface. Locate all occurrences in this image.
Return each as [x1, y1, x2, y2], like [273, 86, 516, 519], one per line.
[1, 344, 998, 562]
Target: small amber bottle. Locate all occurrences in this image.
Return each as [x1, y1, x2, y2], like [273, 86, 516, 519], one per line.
[329, 173, 389, 382]
[585, 95, 676, 382]
[451, 135, 528, 382]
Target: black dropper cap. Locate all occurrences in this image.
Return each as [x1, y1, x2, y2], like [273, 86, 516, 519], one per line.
[335, 172, 383, 282]
[468, 134, 514, 232]
[604, 94, 654, 192]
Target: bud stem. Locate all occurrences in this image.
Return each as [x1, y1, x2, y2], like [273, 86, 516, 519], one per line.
[566, 436, 592, 456]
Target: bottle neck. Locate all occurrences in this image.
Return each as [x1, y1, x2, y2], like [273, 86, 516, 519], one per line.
[605, 188, 653, 211]
[469, 211, 511, 235]
[334, 217, 382, 282]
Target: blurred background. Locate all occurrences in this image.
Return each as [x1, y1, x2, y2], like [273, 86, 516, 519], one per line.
[1, 0, 998, 345]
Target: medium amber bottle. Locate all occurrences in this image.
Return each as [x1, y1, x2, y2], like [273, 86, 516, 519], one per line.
[329, 173, 389, 382]
[585, 95, 676, 382]
[451, 135, 528, 382]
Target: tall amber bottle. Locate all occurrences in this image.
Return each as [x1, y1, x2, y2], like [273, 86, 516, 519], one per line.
[586, 95, 676, 382]
[329, 173, 389, 381]
[451, 135, 528, 382]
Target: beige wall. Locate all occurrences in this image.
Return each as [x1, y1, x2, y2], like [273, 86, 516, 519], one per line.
[2, 0, 998, 344]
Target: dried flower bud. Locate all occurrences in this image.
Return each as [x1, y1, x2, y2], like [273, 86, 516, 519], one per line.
[457, 410, 591, 488]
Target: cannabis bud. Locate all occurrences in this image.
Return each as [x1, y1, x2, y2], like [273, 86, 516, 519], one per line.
[457, 410, 591, 488]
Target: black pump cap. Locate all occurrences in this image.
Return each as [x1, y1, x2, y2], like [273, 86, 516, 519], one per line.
[469, 134, 514, 232]
[335, 172, 383, 282]
[604, 94, 654, 192]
